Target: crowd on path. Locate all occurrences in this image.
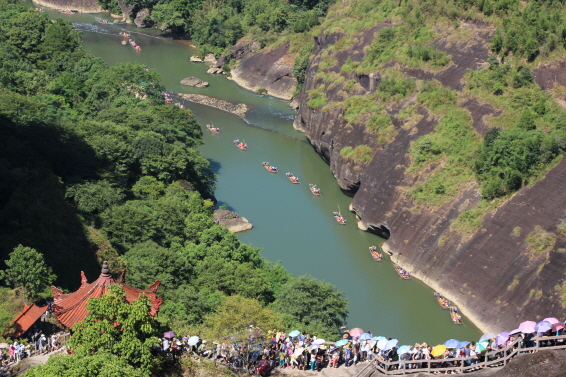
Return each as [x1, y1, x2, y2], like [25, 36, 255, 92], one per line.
[163, 316, 566, 375]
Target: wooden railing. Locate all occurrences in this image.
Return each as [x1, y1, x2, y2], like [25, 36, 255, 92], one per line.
[355, 334, 566, 375]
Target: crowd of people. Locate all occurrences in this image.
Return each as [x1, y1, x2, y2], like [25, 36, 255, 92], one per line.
[171, 318, 566, 375]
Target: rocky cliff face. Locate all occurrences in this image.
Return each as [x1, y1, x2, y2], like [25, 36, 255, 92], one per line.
[227, 41, 297, 100]
[294, 24, 566, 332]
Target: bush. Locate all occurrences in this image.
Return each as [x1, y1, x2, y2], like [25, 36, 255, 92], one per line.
[307, 85, 328, 108]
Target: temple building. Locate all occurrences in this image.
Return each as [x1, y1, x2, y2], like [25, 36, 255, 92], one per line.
[51, 261, 162, 329]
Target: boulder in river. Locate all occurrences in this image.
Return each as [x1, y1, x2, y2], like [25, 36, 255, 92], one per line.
[207, 67, 224, 74]
[204, 53, 217, 63]
[190, 56, 203, 62]
[134, 8, 152, 28]
[180, 77, 209, 88]
[213, 210, 253, 233]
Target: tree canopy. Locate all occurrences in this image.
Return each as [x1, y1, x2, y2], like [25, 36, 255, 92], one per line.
[2, 245, 55, 300]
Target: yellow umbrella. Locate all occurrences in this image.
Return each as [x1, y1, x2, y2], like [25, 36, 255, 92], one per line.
[431, 344, 447, 357]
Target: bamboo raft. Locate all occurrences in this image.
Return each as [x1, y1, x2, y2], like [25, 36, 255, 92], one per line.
[234, 139, 248, 151]
[262, 162, 277, 173]
[369, 246, 383, 261]
[207, 124, 220, 134]
[285, 173, 300, 184]
[434, 292, 451, 309]
[96, 17, 109, 24]
[450, 307, 463, 325]
[309, 184, 321, 196]
[333, 212, 347, 225]
[393, 264, 411, 279]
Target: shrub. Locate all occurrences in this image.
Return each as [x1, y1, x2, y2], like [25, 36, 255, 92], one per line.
[307, 85, 328, 108]
[525, 225, 556, 258]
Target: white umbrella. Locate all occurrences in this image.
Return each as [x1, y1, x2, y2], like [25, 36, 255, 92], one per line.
[384, 339, 398, 351]
[313, 338, 326, 345]
[187, 336, 200, 346]
[376, 339, 388, 350]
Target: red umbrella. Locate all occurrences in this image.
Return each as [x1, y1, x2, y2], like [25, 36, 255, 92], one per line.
[552, 322, 565, 331]
[349, 328, 364, 338]
[256, 359, 270, 375]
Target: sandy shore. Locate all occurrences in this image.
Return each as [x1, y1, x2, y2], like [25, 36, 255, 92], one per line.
[32, 0, 103, 13]
[174, 93, 248, 118]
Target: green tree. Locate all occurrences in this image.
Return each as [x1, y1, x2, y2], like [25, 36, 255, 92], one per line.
[22, 354, 146, 377]
[272, 276, 348, 340]
[2, 245, 56, 300]
[68, 285, 160, 375]
[66, 180, 125, 214]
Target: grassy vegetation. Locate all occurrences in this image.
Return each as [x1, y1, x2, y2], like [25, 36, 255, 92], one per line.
[525, 225, 557, 258]
[307, 85, 328, 108]
[340, 145, 373, 163]
[451, 198, 504, 236]
[0, 288, 25, 336]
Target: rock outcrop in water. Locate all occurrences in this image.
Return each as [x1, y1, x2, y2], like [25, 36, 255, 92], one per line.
[173, 93, 248, 118]
[180, 77, 209, 88]
[292, 23, 566, 333]
[213, 210, 253, 233]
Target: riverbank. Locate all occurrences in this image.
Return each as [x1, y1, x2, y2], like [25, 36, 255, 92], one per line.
[32, 0, 102, 13]
[173, 93, 248, 118]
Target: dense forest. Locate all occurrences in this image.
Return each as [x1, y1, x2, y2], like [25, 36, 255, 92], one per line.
[0, 1, 349, 374]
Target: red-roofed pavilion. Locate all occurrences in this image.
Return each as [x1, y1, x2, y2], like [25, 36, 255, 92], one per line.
[51, 261, 162, 329]
[11, 303, 47, 338]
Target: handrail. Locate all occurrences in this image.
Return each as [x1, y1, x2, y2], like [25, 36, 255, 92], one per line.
[355, 334, 566, 376]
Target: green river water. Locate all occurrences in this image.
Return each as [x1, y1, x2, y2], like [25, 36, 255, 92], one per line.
[31, 7, 482, 344]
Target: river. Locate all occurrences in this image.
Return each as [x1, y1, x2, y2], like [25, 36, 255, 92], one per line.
[30, 6, 481, 344]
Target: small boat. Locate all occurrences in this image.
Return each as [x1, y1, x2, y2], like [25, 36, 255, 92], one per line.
[207, 124, 220, 134]
[234, 139, 248, 151]
[333, 212, 347, 225]
[393, 264, 411, 279]
[369, 246, 383, 261]
[96, 17, 109, 24]
[59, 9, 77, 13]
[286, 173, 300, 184]
[450, 307, 463, 325]
[262, 162, 277, 173]
[434, 292, 451, 310]
[309, 184, 321, 196]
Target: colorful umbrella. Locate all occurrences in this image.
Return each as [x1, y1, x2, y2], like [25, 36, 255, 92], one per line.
[476, 339, 489, 352]
[543, 318, 560, 324]
[372, 336, 386, 341]
[397, 345, 411, 355]
[496, 332, 510, 346]
[349, 328, 364, 338]
[288, 330, 301, 337]
[535, 321, 552, 333]
[518, 321, 536, 334]
[293, 347, 305, 357]
[384, 339, 398, 351]
[479, 333, 495, 341]
[509, 328, 521, 335]
[456, 341, 470, 349]
[376, 339, 388, 349]
[359, 333, 372, 340]
[443, 339, 460, 348]
[0, 343, 9, 349]
[163, 331, 176, 338]
[308, 344, 319, 351]
[313, 338, 326, 345]
[335, 339, 349, 347]
[431, 345, 447, 357]
[552, 322, 565, 331]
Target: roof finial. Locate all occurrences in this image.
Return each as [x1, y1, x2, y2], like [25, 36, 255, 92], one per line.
[101, 261, 110, 275]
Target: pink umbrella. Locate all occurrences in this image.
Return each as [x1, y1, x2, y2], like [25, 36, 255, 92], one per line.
[543, 318, 560, 324]
[495, 332, 510, 346]
[552, 323, 565, 331]
[349, 328, 364, 338]
[518, 321, 536, 333]
[313, 338, 326, 345]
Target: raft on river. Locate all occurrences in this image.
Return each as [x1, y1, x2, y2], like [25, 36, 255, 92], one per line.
[394, 264, 411, 279]
[450, 307, 463, 325]
[262, 162, 277, 173]
[434, 292, 451, 309]
[234, 139, 248, 151]
[309, 184, 321, 196]
[207, 124, 220, 134]
[286, 173, 300, 184]
[369, 246, 383, 261]
[333, 212, 347, 225]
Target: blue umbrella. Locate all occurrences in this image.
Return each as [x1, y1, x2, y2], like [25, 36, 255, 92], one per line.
[359, 333, 372, 340]
[372, 336, 386, 341]
[376, 339, 388, 349]
[397, 345, 411, 355]
[443, 339, 460, 349]
[456, 341, 470, 349]
[535, 321, 552, 333]
[335, 339, 349, 347]
[288, 330, 301, 337]
[384, 339, 398, 351]
[479, 333, 495, 341]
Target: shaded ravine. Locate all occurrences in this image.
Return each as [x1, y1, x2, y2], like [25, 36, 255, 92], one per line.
[28, 4, 482, 344]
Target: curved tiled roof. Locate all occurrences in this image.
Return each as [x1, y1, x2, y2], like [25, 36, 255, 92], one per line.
[51, 261, 162, 329]
[12, 303, 47, 338]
